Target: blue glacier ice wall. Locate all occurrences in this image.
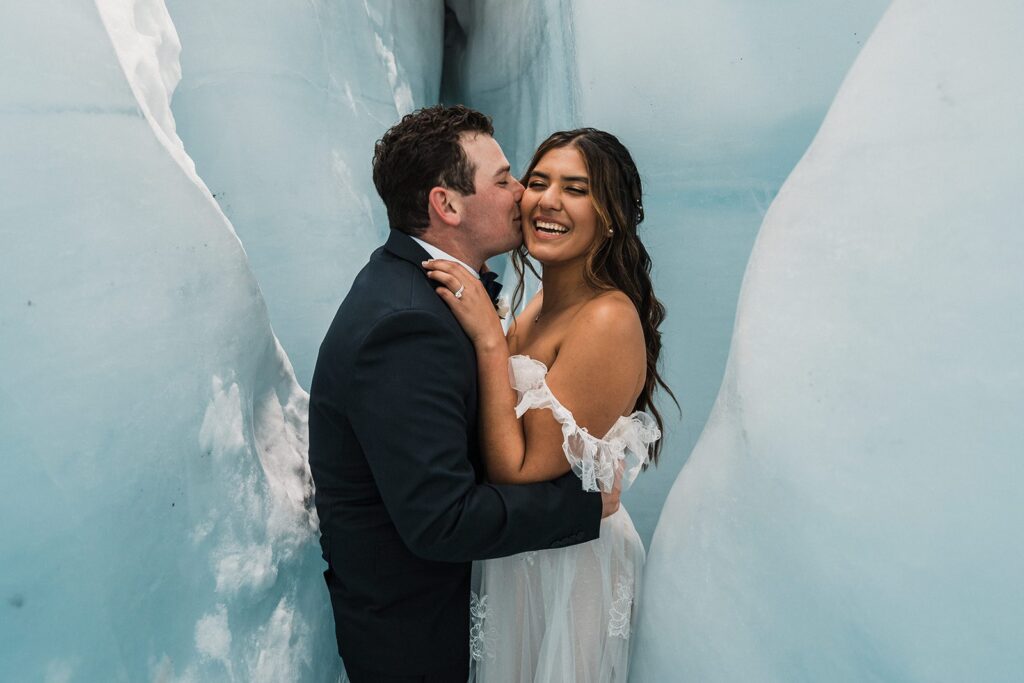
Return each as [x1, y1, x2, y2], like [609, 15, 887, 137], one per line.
[446, 0, 890, 543]
[441, 0, 578, 173]
[0, 2, 340, 680]
[166, 0, 446, 387]
[632, 0, 1024, 680]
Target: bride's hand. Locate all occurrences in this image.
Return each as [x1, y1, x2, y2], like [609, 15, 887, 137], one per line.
[423, 259, 506, 351]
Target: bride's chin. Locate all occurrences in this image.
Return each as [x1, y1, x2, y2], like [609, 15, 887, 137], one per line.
[525, 239, 575, 268]
[523, 242, 545, 263]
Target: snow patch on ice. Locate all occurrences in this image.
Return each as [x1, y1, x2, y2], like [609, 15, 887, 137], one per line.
[149, 655, 201, 683]
[373, 33, 414, 116]
[190, 518, 215, 545]
[361, 0, 384, 29]
[342, 80, 358, 115]
[94, 0, 198, 183]
[194, 604, 232, 668]
[214, 543, 276, 595]
[43, 660, 74, 683]
[331, 150, 377, 228]
[248, 598, 313, 682]
[251, 338, 318, 548]
[198, 376, 246, 459]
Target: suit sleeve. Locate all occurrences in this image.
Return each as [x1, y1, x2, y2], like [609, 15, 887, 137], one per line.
[348, 309, 602, 562]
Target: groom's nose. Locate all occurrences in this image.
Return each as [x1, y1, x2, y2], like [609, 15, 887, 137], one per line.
[511, 177, 525, 201]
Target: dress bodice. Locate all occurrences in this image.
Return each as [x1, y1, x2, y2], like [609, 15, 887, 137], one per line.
[508, 355, 661, 493]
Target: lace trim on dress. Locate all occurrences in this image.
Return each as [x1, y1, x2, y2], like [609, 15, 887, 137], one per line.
[607, 577, 634, 639]
[469, 591, 496, 662]
[509, 355, 661, 493]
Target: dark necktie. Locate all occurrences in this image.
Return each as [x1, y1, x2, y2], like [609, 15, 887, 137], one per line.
[479, 270, 503, 306]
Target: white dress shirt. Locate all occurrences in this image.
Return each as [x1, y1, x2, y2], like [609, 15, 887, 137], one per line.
[410, 236, 480, 280]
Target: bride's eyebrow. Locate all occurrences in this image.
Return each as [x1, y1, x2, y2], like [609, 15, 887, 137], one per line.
[528, 171, 589, 183]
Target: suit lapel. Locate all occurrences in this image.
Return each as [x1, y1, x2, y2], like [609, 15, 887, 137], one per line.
[383, 232, 485, 478]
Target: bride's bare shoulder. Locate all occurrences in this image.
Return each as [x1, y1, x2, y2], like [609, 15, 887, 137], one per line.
[573, 290, 641, 336]
[553, 290, 646, 405]
[566, 290, 645, 364]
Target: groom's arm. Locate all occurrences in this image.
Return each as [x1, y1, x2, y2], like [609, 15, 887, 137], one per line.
[348, 308, 601, 562]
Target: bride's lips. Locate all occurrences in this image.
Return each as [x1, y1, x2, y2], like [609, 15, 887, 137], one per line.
[532, 218, 571, 240]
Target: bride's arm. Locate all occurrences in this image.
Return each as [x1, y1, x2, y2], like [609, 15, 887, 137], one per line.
[425, 260, 529, 480]
[473, 326, 530, 482]
[426, 260, 645, 484]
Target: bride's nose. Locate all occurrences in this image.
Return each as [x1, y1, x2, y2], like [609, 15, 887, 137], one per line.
[539, 184, 561, 211]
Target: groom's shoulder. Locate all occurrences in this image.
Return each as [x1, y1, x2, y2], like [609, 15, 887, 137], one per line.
[354, 245, 440, 313]
[327, 244, 451, 342]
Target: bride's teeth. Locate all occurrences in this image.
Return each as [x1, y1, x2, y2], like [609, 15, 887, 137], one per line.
[535, 221, 569, 233]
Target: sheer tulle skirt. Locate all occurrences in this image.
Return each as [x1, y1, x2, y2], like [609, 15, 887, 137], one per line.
[470, 506, 645, 683]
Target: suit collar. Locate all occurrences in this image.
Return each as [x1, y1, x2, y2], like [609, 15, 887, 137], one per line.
[384, 229, 504, 305]
[409, 236, 480, 280]
[385, 230, 484, 279]
[384, 230, 432, 267]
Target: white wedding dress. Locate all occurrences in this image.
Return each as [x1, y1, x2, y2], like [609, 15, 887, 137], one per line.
[469, 355, 661, 683]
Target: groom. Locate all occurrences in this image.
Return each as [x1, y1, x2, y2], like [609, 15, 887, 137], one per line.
[308, 105, 616, 682]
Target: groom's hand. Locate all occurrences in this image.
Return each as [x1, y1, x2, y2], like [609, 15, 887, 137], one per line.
[600, 469, 623, 518]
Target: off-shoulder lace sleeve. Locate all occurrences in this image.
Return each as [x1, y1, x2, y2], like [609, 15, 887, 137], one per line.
[508, 355, 661, 493]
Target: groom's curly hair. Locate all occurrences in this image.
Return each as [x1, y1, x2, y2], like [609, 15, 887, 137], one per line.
[372, 105, 494, 236]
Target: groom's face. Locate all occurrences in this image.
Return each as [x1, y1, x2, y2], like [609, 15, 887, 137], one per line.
[456, 133, 524, 259]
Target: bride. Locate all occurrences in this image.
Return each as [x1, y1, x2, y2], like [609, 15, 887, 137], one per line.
[425, 128, 674, 682]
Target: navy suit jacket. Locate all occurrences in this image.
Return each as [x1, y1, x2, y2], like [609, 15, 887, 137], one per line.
[308, 230, 601, 676]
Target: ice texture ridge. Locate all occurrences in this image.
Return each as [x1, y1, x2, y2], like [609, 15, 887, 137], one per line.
[165, 0, 446, 388]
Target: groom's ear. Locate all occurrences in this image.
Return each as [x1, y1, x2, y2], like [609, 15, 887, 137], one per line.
[427, 186, 462, 227]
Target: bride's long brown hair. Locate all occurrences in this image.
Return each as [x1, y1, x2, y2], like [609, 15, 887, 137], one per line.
[511, 128, 678, 464]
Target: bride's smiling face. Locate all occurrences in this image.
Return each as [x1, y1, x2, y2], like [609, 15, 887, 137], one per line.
[520, 145, 603, 267]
